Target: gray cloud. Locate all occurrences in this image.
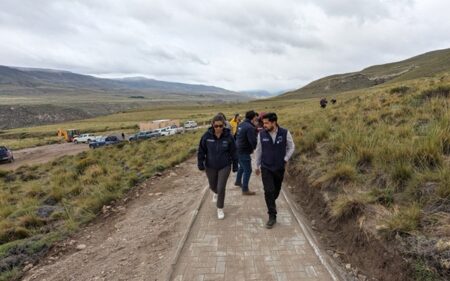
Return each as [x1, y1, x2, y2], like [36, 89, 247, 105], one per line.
[0, 0, 449, 91]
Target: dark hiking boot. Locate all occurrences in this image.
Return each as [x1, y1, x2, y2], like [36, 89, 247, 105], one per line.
[242, 191, 256, 196]
[265, 217, 276, 229]
[234, 182, 242, 188]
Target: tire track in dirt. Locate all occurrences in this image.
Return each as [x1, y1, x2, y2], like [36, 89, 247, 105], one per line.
[0, 143, 89, 170]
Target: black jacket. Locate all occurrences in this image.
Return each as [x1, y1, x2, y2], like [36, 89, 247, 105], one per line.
[197, 128, 238, 171]
[236, 119, 257, 154]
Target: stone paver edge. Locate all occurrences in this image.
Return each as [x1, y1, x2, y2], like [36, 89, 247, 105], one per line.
[282, 187, 346, 281]
[165, 185, 210, 281]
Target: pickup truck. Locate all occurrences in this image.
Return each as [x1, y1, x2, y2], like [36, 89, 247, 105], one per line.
[0, 146, 14, 163]
[89, 136, 121, 149]
[128, 131, 161, 141]
[73, 133, 96, 144]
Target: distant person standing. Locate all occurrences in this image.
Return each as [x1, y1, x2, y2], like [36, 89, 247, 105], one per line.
[121, 132, 125, 140]
[320, 97, 328, 108]
[198, 115, 238, 219]
[234, 110, 259, 195]
[255, 113, 295, 229]
[229, 113, 241, 138]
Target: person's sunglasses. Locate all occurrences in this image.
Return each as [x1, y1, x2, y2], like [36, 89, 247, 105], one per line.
[214, 124, 224, 128]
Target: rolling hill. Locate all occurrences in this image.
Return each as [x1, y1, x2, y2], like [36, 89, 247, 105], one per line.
[279, 47, 450, 99]
[0, 66, 249, 129]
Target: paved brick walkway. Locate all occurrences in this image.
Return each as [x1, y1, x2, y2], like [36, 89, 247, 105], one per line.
[171, 172, 334, 281]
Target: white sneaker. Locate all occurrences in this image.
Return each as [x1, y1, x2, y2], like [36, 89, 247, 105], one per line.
[212, 194, 218, 203]
[217, 208, 224, 220]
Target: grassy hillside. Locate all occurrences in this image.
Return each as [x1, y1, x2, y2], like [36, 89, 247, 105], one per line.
[280, 48, 450, 99]
[282, 75, 450, 279]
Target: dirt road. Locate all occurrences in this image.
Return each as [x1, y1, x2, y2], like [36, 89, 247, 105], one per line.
[0, 143, 89, 170]
[22, 158, 208, 281]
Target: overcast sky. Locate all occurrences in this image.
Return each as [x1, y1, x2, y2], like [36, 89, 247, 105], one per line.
[1, 0, 450, 92]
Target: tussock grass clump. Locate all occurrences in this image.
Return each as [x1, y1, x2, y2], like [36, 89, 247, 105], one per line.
[326, 164, 356, 185]
[390, 86, 411, 95]
[390, 162, 413, 188]
[420, 86, 450, 100]
[0, 226, 30, 244]
[385, 203, 421, 234]
[356, 147, 374, 172]
[369, 188, 394, 207]
[331, 193, 369, 221]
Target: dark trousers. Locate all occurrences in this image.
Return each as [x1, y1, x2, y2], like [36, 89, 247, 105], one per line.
[261, 167, 285, 218]
[235, 154, 252, 192]
[206, 166, 231, 209]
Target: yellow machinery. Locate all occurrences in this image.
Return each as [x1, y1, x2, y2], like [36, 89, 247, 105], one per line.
[57, 129, 80, 142]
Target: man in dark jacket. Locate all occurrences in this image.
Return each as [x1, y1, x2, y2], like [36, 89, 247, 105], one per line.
[255, 113, 295, 229]
[198, 115, 238, 219]
[234, 110, 259, 195]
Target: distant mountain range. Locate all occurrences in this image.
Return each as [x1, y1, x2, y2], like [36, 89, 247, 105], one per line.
[279, 47, 450, 99]
[239, 89, 286, 99]
[0, 65, 253, 129]
[0, 65, 246, 100]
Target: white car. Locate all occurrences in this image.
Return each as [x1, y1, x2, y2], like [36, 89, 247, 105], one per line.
[184, 121, 197, 129]
[155, 127, 173, 136]
[73, 133, 96, 144]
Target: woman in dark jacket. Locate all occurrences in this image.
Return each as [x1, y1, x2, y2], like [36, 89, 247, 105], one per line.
[198, 115, 238, 219]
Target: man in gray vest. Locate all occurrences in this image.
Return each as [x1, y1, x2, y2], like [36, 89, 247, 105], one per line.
[255, 113, 295, 229]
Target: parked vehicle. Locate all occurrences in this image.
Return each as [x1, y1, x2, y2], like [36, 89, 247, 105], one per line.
[155, 127, 172, 136]
[0, 146, 14, 163]
[170, 125, 185, 134]
[57, 129, 80, 142]
[184, 121, 197, 129]
[128, 131, 160, 141]
[89, 136, 121, 149]
[73, 133, 96, 144]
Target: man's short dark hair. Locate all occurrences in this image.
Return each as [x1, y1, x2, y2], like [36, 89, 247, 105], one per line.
[263, 112, 278, 122]
[245, 110, 258, 120]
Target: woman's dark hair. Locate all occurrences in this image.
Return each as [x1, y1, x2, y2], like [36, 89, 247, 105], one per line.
[245, 110, 258, 120]
[217, 112, 227, 120]
[211, 114, 225, 124]
[263, 112, 278, 122]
